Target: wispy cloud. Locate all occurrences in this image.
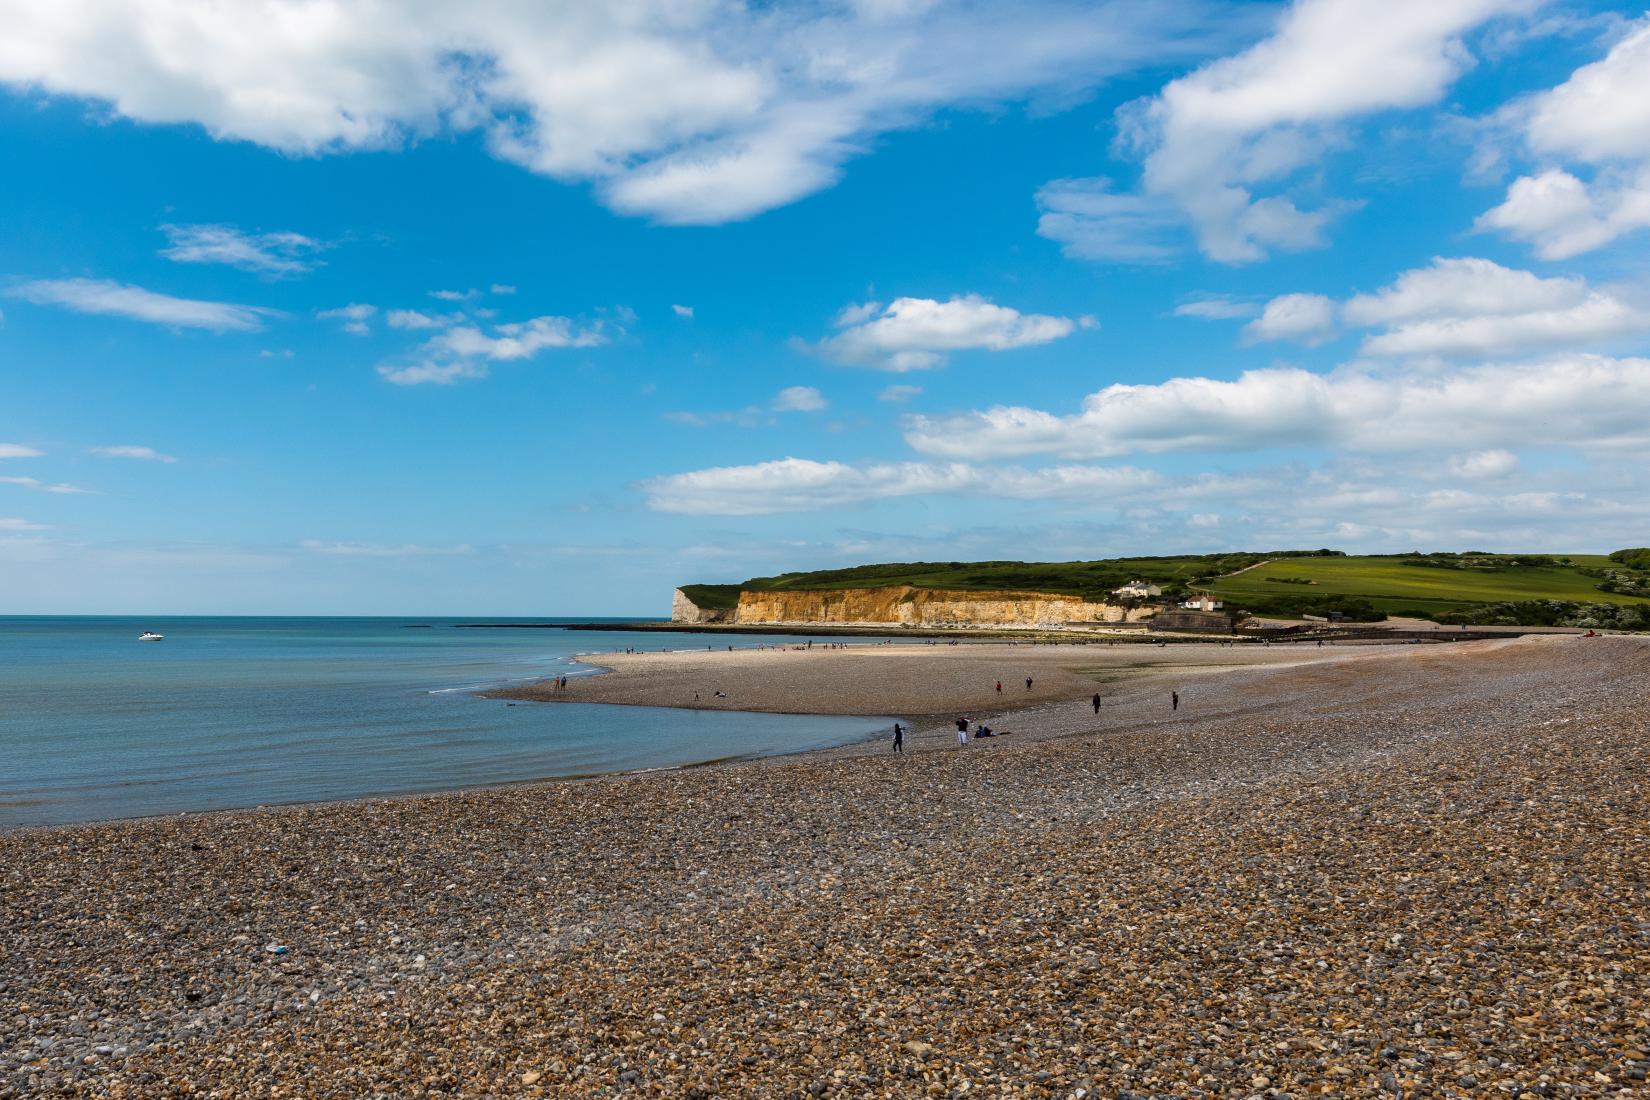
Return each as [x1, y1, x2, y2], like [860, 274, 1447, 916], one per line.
[668, 386, 831, 427]
[299, 539, 474, 557]
[1173, 295, 1259, 320]
[0, 517, 49, 531]
[431, 316, 608, 360]
[385, 309, 456, 330]
[91, 445, 177, 463]
[0, 444, 44, 459]
[376, 361, 489, 386]
[159, 223, 326, 276]
[0, 476, 94, 494]
[672, 304, 694, 319]
[771, 385, 827, 412]
[317, 303, 376, 335]
[6, 278, 278, 332]
[641, 457, 1160, 515]
[380, 313, 611, 383]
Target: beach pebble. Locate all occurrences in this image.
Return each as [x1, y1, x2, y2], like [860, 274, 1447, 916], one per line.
[2, 636, 1647, 1098]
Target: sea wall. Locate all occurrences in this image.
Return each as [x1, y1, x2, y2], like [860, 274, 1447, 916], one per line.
[730, 586, 1149, 628]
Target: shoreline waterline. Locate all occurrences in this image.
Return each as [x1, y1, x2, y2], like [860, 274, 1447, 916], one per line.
[0, 617, 902, 829]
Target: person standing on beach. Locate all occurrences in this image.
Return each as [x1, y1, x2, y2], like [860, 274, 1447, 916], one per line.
[1171, 691, 1179, 711]
[1092, 692, 1101, 714]
[892, 722, 904, 754]
[955, 716, 969, 746]
[1025, 677, 1033, 691]
[996, 680, 1002, 694]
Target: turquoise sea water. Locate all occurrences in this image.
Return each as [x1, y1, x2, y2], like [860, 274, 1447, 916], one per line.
[0, 617, 894, 829]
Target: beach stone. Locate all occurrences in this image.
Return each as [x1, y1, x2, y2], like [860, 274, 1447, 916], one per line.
[3, 635, 1647, 1098]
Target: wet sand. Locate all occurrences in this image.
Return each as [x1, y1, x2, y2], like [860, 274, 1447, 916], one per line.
[490, 637, 1421, 718]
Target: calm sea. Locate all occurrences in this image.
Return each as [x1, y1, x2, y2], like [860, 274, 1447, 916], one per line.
[0, 617, 894, 828]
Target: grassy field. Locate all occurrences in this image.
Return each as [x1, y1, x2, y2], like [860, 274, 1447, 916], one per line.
[682, 550, 1650, 618]
[1206, 554, 1650, 615]
[680, 556, 1277, 610]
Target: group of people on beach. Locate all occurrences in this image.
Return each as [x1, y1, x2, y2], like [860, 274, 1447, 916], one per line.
[893, 685, 1185, 752]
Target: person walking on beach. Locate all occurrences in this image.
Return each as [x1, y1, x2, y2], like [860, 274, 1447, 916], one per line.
[955, 716, 969, 746]
[1025, 676, 1033, 691]
[1092, 692, 1101, 714]
[996, 680, 1002, 694]
[892, 722, 904, 754]
[1171, 690, 1179, 711]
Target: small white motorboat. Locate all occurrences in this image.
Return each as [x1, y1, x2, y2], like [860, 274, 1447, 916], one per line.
[139, 631, 164, 642]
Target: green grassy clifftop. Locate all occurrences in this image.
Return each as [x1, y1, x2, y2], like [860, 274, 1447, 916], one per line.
[682, 549, 1650, 626]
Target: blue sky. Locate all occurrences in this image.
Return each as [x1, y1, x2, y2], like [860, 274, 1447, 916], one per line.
[2, 0, 1648, 615]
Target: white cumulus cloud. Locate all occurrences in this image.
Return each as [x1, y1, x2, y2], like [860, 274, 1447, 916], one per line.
[0, 0, 1232, 225]
[379, 312, 609, 385]
[0, 444, 44, 459]
[1070, 0, 1519, 263]
[903, 355, 1650, 460]
[431, 316, 607, 361]
[1344, 257, 1650, 357]
[1479, 21, 1650, 258]
[817, 294, 1087, 371]
[1244, 293, 1336, 345]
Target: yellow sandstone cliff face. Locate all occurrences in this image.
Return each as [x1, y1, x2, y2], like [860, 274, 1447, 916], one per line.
[729, 586, 1148, 627]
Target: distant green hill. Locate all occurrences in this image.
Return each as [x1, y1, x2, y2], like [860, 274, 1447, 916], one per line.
[683, 549, 1650, 624]
[1207, 553, 1650, 618]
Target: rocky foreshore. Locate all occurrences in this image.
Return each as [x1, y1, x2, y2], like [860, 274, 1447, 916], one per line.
[3, 635, 1647, 1097]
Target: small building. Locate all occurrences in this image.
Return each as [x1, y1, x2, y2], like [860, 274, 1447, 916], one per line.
[1179, 594, 1224, 612]
[1113, 579, 1163, 599]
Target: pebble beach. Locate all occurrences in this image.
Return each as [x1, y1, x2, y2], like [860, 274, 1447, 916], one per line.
[3, 634, 1647, 1097]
